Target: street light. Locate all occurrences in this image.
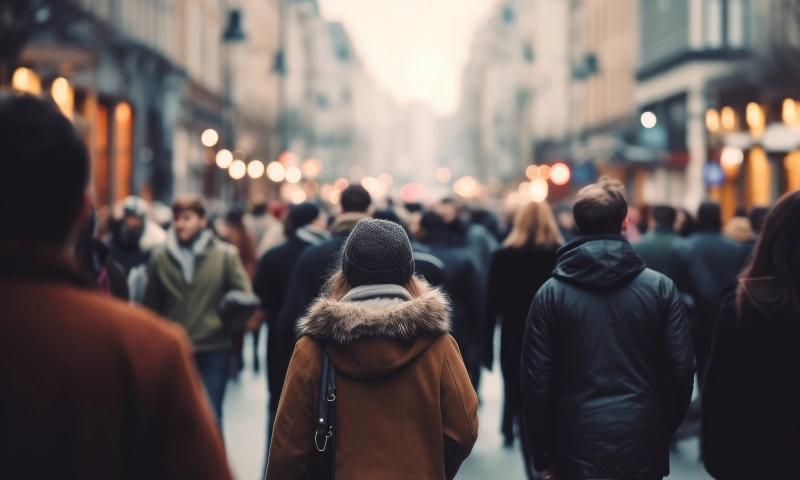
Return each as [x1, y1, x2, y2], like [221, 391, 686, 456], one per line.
[229, 159, 246, 179]
[201, 129, 219, 147]
[216, 149, 233, 169]
[286, 166, 301, 184]
[640, 111, 657, 129]
[247, 160, 265, 179]
[529, 178, 549, 203]
[550, 163, 571, 186]
[266, 161, 286, 182]
[435, 167, 452, 183]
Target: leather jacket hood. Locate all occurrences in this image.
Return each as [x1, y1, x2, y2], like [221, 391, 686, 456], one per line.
[553, 234, 646, 291]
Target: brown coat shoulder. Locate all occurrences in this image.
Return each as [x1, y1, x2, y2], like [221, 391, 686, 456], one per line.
[0, 280, 234, 480]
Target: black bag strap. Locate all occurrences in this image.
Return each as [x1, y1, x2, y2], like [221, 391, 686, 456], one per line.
[314, 350, 337, 479]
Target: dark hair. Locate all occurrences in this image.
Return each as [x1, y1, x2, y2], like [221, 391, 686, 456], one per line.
[737, 191, 800, 316]
[652, 205, 677, 227]
[420, 211, 446, 233]
[251, 202, 269, 216]
[572, 177, 628, 235]
[0, 94, 90, 245]
[225, 206, 246, 226]
[749, 206, 770, 234]
[734, 206, 748, 218]
[678, 208, 695, 237]
[696, 201, 722, 232]
[340, 185, 371, 213]
[172, 194, 207, 218]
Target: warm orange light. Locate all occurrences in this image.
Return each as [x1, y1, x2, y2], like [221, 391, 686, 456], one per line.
[538, 164, 551, 180]
[229, 160, 246, 179]
[247, 160, 265, 179]
[291, 190, 307, 204]
[334, 178, 349, 191]
[201, 128, 218, 147]
[453, 176, 479, 198]
[51, 77, 74, 119]
[528, 178, 549, 203]
[400, 183, 424, 203]
[721, 106, 736, 131]
[550, 163, 571, 185]
[267, 161, 286, 182]
[279, 151, 297, 167]
[525, 165, 538, 180]
[721, 147, 744, 179]
[746, 102, 765, 134]
[706, 108, 720, 132]
[783, 99, 799, 126]
[216, 149, 233, 169]
[304, 180, 319, 196]
[286, 166, 302, 184]
[12, 67, 41, 94]
[301, 159, 322, 178]
[329, 189, 341, 204]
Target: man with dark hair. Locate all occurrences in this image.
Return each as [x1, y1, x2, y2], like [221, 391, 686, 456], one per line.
[340, 183, 372, 213]
[672, 200, 749, 383]
[633, 205, 680, 280]
[0, 95, 233, 478]
[143, 193, 252, 424]
[521, 177, 695, 480]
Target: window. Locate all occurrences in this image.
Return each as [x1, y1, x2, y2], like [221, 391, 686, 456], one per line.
[728, 0, 745, 47]
[706, 0, 723, 48]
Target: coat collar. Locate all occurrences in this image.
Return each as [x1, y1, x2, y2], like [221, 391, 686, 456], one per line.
[296, 280, 451, 344]
[165, 228, 214, 261]
[329, 212, 369, 235]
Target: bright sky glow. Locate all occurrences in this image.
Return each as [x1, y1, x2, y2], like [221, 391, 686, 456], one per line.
[318, 0, 495, 115]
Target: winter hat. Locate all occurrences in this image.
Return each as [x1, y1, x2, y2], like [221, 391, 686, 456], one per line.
[341, 219, 415, 288]
[287, 202, 321, 230]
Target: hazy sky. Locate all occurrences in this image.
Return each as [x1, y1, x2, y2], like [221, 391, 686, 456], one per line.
[318, 0, 495, 115]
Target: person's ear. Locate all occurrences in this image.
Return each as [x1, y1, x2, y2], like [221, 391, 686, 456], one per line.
[621, 218, 628, 234]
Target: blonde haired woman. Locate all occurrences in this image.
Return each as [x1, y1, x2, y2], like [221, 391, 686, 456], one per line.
[266, 219, 479, 480]
[483, 200, 564, 477]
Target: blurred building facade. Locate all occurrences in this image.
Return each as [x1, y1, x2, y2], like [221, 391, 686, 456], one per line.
[11, 0, 282, 212]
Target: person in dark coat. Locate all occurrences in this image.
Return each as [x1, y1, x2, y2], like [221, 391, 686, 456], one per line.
[672, 201, 749, 383]
[521, 177, 695, 480]
[252, 202, 329, 462]
[75, 209, 129, 300]
[703, 191, 800, 480]
[418, 211, 484, 387]
[273, 186, 372, 401]
[484, 200, 562, 477]
[633, 205, 680, 280]
[372, 208, 447, 287]
[106, 196, 153, 274]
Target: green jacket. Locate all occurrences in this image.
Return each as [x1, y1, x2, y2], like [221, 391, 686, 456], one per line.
[632, 226, 681, 281]
[143, 230, 251, 352]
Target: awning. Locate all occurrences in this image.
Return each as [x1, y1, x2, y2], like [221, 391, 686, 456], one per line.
[723, 123, 800, 153]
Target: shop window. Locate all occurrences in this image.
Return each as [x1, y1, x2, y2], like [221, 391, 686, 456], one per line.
[785, 151, 800, 192]
[114, 102, 133, 201]
[746, 147, 771, 209]
[95, 103, 110, 209]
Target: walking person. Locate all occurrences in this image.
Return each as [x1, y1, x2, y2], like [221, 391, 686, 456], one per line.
[0, 94, 233, 479]
[672, 201, 749, 383]
[252, 202, 329, 462]
[75, 208, 130, 300]
[273, 185, 372, 387]
[223, 207, 259, 377]
[703, 191, 800, 480]
[483, 200, 563, 477]
[266, 220, 479, 479]
[633, 205, 681, 280]
[521, 177, 695, 480]
[142, 194, 253, 424]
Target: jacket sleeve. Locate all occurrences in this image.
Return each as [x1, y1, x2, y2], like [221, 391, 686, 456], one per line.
[520, 287, 556, 472]
[149, 329, 234, 479]
[662, 280, 696, 435]
[226, 245, 253, 293]
[265, 341, 317, 480]
[441, 335, 479, 480]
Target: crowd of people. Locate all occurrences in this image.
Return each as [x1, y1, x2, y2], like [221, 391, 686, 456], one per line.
[3, 94, 800, 480]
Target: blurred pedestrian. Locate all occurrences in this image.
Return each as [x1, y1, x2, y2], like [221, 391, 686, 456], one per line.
[142, 194, 253, 424]
[75, 208, 129, 300]
[437, 197, 498, 268]
[224, 207, 258, 377]
[624, 205, 643, 242]
[703, 191, 800, 480]
[107, 196, 153, 274]
[265, 220, 478, 479]
[273, 185, 372, 399]
[633, 205, 680, 280]
[0, 94, 232, 479]
[521, 177, 695, 480]
[257, 200, 290, 256]
[672, 201, 749, 384]
[373, 208, 447, 287]
[253, 202, 329, 463]
[484, 200, 563, 477]
[418, 211, 483, 387]
[675, 208, 696, 238]
[244, 197, 280, 250]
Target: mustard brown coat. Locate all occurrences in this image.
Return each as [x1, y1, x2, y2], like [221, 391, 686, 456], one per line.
[265, 282, 479, 480]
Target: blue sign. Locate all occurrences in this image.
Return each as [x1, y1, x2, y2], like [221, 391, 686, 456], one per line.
[703, 162, 725, 187]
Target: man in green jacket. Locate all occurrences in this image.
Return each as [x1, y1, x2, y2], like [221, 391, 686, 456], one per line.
[633, 205, 681, 281]
[143, 194, 251, 423]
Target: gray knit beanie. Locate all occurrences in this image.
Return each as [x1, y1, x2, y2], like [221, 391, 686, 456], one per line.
[341, 219, 415, 288]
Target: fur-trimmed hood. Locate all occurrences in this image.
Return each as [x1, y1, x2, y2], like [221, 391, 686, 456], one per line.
[297, 282, 451, 344]
[296, 282, 452, 380]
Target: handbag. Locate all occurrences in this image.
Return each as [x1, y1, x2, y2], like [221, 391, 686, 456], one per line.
[313, 350, 337, 479]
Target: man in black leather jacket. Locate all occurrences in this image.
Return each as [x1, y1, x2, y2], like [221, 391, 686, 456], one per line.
[521, 178, 695, 480]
